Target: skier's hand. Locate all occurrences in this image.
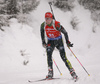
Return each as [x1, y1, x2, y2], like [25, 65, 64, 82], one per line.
[66, 40, 73, 47]
[43, 43, 47, 48]
[42, 41, 47, 48]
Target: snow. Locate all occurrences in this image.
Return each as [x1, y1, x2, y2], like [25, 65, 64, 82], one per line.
[0, 0, 100, 84]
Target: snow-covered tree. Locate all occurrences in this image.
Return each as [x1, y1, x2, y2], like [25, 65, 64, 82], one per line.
[0, 0, 40, 14]
[17, 0, 40, 14]
[53, 0, 75, 11]
[7, 0, 18, 14]
[0, 0, 40, 28]
[78, 0, 100, 33]
[78, 0, 100, 11]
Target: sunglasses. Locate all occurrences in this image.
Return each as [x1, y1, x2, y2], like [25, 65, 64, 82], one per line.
[45, 18, 52, 21]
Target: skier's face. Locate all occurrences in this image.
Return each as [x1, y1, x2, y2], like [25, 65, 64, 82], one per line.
[45, 18, 53, 25]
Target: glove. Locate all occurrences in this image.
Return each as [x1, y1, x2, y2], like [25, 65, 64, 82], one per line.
[66, 40, 73, 47]
[42, 41, 47, 48]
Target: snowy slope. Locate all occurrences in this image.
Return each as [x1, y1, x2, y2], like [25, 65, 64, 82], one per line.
[0, 0, 100, 84]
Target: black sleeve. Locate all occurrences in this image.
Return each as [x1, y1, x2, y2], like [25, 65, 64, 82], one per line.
[40, 22, 46, 44]
[60, 25, 69, 43]
[55, 22, 69, 43]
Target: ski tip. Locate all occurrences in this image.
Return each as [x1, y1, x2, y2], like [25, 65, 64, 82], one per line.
[28, 80, 30, 82]
[28, 80, 32, 83]
[88, 74, 90, 76]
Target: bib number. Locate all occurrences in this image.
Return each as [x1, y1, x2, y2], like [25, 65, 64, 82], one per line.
[48, 34, 54, 38]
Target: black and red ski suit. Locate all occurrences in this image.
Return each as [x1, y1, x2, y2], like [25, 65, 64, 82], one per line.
[40, 20, 73, 71]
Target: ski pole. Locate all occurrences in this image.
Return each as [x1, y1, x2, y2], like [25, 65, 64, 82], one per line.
[52, 57, 62, 76]
[68, 46, 90, 76]
[48, 2, 56, 20]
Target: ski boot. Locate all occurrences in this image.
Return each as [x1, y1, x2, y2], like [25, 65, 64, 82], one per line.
[70, 68, 78, 81]
[46, 67, 53, 79]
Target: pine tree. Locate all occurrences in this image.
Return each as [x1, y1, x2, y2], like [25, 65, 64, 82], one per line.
[53, 0, 75, 11]
[7, 0, 18, 14]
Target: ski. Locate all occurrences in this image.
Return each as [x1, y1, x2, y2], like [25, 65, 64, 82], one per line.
[28, 77, 79, 83]
[28, 78, 60, 83]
